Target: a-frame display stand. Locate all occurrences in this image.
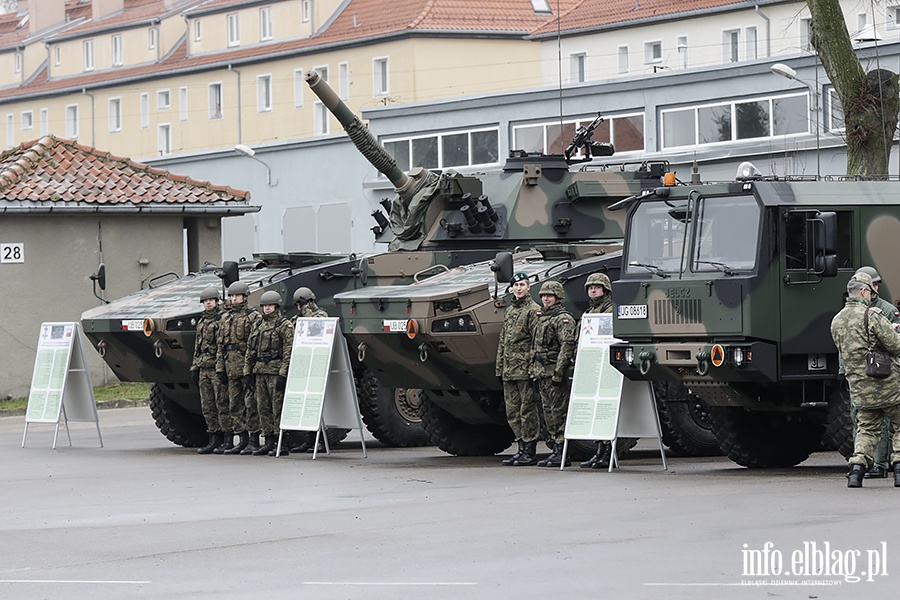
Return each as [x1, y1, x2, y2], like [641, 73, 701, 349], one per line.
[22, 322, 102, 449]
[561, 314, 666, 471]
[277, 318, 367, 459]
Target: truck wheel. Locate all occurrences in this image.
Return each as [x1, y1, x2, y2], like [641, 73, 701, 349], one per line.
[356, 370, 431, 447]
[655, 382, 722, 457]
[419, 395, 514, 456]
[149, 383, 207, 448]
[708, 407, 823, 468]
[822, 378, 853, 459]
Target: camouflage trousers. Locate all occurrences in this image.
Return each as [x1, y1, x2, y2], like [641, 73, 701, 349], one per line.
[850, 402, 892, 469]
[224, 376, 258, 433]
[538, 377, 571, 445]
[198, 367, 223, 432]
[503, 379, 541, 442]
[255, 374, 285, 437]
[850, 404, 900, 469]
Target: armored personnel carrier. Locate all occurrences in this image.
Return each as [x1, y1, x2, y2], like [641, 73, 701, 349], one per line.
[607, 163, 882, 467]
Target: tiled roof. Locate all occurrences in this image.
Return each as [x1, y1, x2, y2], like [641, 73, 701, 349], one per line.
[0, 136, 251, 205]
[52, 0, 206, 39]
[529, 0, 754, 36]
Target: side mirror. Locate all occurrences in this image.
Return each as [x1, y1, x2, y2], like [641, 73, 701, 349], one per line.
[815, 254, 838, 278]
[490, 251, 513, 285]
[816, 212, 838, 255]
[90, 263, 107, 290]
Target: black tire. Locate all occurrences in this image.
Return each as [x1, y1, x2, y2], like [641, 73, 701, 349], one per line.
[708, 407, 824, 468]
[654, 381, 722, 457]
[419, 395, 514, 456]
[149, 383, 207, 448]
[822, 378, 853, 459]
[356, 370, 431, 447]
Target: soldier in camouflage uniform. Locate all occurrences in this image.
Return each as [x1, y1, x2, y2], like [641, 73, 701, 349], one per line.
[530, 280, 577, 467]
[579, 272, 615, 470]
[853, 267, 900, 478]
[216, 281, 261, 455]
[290, 287, 329, 453]
[192, 286, 224, 454]
[244, 290, 294, 457]
[830, 271, 900, 488]
[496, 272, 541, 466]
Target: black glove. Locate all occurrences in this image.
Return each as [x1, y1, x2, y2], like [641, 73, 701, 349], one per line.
[242, 374, 255, 388]
[275, 375, 287, 391]
[191, 370, 200, 386]
[551, 377, 563, 387]
[532, 379, 540, 392]
[217, 371, 228, 386]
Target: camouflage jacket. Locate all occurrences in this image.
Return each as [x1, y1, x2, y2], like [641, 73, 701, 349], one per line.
[530, 303, 576, 381]
[496, 295, 539, 381]
[584, 295, 613, 315]
[244, 310, 294, 377]
[216, 301, 260, 377]
[831, 299, 900, 409]
[299, 301, 328, 319]
[191, 307, 221, 370]
[874, 296, 900, 324]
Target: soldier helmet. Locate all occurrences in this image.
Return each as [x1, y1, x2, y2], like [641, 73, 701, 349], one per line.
[259, 290, 282, 306]
[584, 272, 612, 292]
[538, 280, 565, 300]
[199, 286, 219, 302]
[510, 272, 529, 285]
[855, 266, 881, 284]
[850, 271, 875, 292]
[293, 287, 316, 303]
[227, 281, 250, 296]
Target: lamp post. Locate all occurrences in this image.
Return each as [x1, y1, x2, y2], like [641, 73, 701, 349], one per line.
[234, 144, 277, 186]
[770, 62, 821, 177]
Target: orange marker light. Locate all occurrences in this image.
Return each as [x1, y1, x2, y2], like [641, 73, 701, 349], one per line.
[664, 172, 677, 186]
[406, 319, 419, 340]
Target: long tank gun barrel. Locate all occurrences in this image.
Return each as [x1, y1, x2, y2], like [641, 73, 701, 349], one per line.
[305, 71, 412, 196]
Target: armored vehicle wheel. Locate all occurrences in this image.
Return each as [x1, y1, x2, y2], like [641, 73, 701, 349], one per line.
[654, 382, 721, 457]
[419, 396, 515, 456]
[286, 428, 351, 452]
[356, 370, 431, 447]
[707, 407, 824, 468]
[821, 378, 853, 459]
[149, 384, 207, 448]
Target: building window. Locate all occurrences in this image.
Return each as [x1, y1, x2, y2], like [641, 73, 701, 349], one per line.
[140, 93, 149, 128]
[6, 114, 13, 148]
[158, 123, 171, 156]
[257, 75, 273, 112]
[827, 88, 844, 132]
[14, 52, 21, 74]
[373, 57, 389, 97]
[513, 114, 645, 156]
[194, 19, 202, 41]
[54, 46, 60, 67]
[260, 7, 273, 40]
[21, 111, 32, 131]
[179, 87, 188, 122]
[676, 36, 687, 69]
[617, 46, 628, 74]
[66, 104, 79, 139]
[228, 13, 240, 46]
[112, 34, 123, 66]
[858, 12, 868, 31]
[800, 17, 812, 51]
[209, 83, 223, 119]
[338, 62, 349, 101]
[723, 29, 740, 63]
[157, 89, 171, 110]
[570, 53, 586, 83]
[644, 41, 661, 64]
[302, 0, 310, 22]
[383, 127, 500, 171]
[40, 108, 48, 135]
[889, 6, 900, 29]
[530, 0, 551, 13]
[293, 68, 304, 107]
[83, 39, 94, 71]
[745, 26, 758, 60]
[313, 66, 329, 134]
[149, 27, 158, 50]
[108, 98, 122, 132]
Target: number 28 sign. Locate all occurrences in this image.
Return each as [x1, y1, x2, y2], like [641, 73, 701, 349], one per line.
[1, 243, 24, 263]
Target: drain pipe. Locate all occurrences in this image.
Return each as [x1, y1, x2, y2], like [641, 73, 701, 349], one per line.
[228, 64, 242, 144]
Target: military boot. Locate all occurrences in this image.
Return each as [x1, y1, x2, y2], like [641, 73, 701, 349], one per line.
[213, 433, 235, 454]
[580, 442, 604, 468]
[591, 442, 612, 470]
[240, 432, 260, 455]
[847, 464, 865, 488]
[513, 441, 538, 466]
[225, 431, 249, 455]
[253, 434, 276, 456]
[269, 439, 289, 456]
[197, 432, 222, 455]
[543, 444, 570, 468]
[502, 441, 525, 466]
[894, 463, 900, 487]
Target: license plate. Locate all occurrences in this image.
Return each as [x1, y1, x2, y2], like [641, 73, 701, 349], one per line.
[121, 319, 145, 331]
[617, 305, 647, 319]
[383, 320, 409, 332]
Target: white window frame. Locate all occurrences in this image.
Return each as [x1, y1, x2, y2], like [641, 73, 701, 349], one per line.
[140, 93, 149, 128]
[293, 68, 304, 107]
[6, 113, 13, 148]
[313, 65, 329, 135]
[149, 27, 158, 50]
[228, 13, 240, 47]
[570, 52, 587, 83]
[112, 34, 123, 66]
[745, 26, 758, 60]
[302, 0, 311, 23]
[65, 104, 79, 139]
[889, 6, 900, 30]
[54, 46, 61, 67]
[373, 57, 389, 97]
[194, 19, 202, 41]
[383, 126, 502, 170]
[157, 123, 171, 156]
[108, 97, 122, 133]
[857, 12, 868, 32]
[40, 108, 48, 135]
[512, 113, 645, 156]
[157, 89, 171, 110]
[179, 87, 188, 122]
[260, 7, 273, 41]
[617, 46, 628, 74]
[257, 74, 273, 113]
[83, 39, 94, 72]
[723, 28, 740, 63]
[14, 52, 21, 74]
[643, 41, 662, 64]
[209, 82, 223, 119]
[800, 17, 812, 51]
[21, 110, 33, 131]
[338, 62, 350, 101]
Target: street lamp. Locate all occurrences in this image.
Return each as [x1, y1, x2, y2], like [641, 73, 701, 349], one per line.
[234, 143, 277, 186]
[770, 62, 820, 176]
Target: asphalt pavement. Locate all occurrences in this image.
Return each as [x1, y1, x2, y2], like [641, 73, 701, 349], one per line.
[1, 408, 896, 599]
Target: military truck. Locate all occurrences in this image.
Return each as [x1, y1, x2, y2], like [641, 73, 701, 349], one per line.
[607, 163, 878, 467]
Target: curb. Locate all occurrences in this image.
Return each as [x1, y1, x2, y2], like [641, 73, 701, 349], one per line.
[0, 397, 150, 418]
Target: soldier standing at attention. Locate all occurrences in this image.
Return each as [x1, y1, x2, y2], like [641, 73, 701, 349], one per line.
[192, 286, 224, 454]
[830, 272, 900, 488]
[244, 290, 294, 457]
[579, 272, 615, 470]
[216, 281, 261, 455]
[496, 272, 541, 466]
[530, 280, 577, 468]
[290, 287, 329, 454]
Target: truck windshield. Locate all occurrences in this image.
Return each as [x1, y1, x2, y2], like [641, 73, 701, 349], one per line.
[624, 199, 690, 275]
[691, 195, 760, 273]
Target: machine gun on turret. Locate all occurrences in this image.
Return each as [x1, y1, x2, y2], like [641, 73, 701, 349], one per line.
[564, 113, 615, 165]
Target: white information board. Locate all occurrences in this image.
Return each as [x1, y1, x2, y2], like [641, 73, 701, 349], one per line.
[23, 322, 102, 449]
[562, 314, 665, 470]
[278, 318, 366, 458]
